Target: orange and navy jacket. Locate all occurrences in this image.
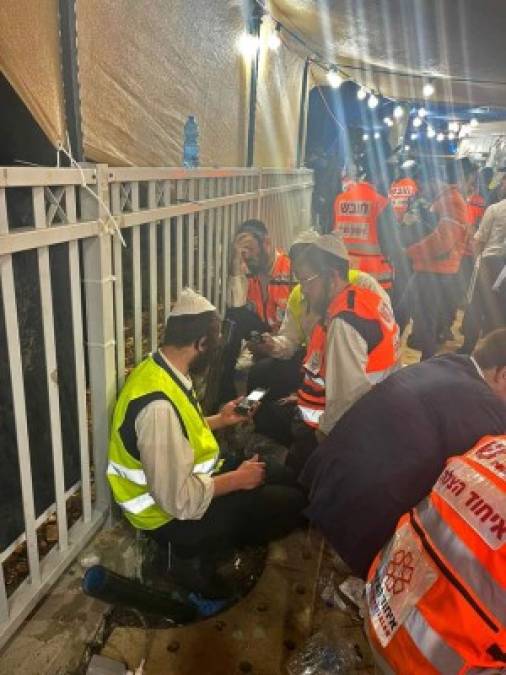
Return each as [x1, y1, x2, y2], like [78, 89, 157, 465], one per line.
[464, 193, 486, 256]
[407, 185, 468, 274]
[297, 285, 400, 428]
[246, 250, 294, 331]
[333, 182, 393, 289]
[366, 434, 506, 674]
[389, 177, 419, 223]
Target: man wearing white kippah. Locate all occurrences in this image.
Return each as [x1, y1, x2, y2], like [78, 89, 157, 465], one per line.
[108, 288, 305, 598]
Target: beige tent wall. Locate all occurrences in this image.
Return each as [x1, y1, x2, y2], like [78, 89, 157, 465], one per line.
[76, 0, 249, 167]
[254, 18, 305, 168]
[0, 0, 66, 149]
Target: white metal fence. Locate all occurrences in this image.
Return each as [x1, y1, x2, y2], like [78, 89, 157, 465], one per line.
[0, 164, 312, 646]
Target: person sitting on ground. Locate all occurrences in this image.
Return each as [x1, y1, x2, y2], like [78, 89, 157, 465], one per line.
[300, 328, 506, 580]
[247, 230, 394, 447]
[287, 233, 400, 474]
[366, 433, 506, 674]
[219, 219, 294, 403]
[107, 288, 306, 598]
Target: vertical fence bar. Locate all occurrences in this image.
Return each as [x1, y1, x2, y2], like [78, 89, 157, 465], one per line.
[81, 164, 116, 511]
[256, 170, 262, 219]
[162, 180, 171, 321]
[213, 179, 222, 307]
[187, 179, 195, 288]
[33, 187, 68, 552]
[147, 182, 158, 352]
[65, 185, 92, 524]
[130, 183, 142, 364]
[197, 179, 205, 293]
[0, 188, 41, 589]
[206, 179, 215, 302]
[220, 178, 230, 316]
[110, 183, 125, 390]
[176, 180, 184, 297]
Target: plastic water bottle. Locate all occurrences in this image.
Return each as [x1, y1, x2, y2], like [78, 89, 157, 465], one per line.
[183, 115, 200, 168]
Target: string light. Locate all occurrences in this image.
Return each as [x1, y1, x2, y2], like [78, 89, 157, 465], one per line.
[367, 93, 379, 109]
[423, 81, 435, 98]
[383, 117, 394, 127]
[470, 117, 479, 128]
[393, 105, 404, 119]
[267, 23, 281, 50]
[362, 133, 370, 141]
[436, 132, 445, 142]
[374, 131, 381, 139]
[448, 131, 456, 140]
[427, 126, 436, 139]
[413, 117, 422, 128]
[410, 132, 418, 140]
[237, 32, 260, 58]
[404, 144, 411, 151]
[418, 107, 427, 118]
[357, 87, 368, 101]
[448, 121, 460, 133]
[327, 69, 344, 89]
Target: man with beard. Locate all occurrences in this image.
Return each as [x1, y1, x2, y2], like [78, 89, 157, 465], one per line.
[108, 288, 305, 597]
[219, 219, 294, 402]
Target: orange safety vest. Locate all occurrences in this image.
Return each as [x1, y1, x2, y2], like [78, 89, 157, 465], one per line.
[297, 285, 400, 428]
[464, 194, 486, 256]
[366, 435, 506, 674]
[246, 251, 294, 331]
[389, 177, 419, 223]
[333, 182, 394, 289]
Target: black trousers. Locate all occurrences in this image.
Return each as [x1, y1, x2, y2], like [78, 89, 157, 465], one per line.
[406, 271, 461, 359]
[460, 255, 506, 353]
[147, 459, 306, 559]
[218, 306, 267, 404]
[247, 352, 304, 446]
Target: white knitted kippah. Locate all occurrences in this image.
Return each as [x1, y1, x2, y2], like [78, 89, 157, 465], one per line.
[170, 287, 216, 316]
[313, 233, 349, 262]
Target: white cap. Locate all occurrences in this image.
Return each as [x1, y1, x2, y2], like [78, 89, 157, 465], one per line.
[313, 233, 349, 262]
[170, 288, 216, 317]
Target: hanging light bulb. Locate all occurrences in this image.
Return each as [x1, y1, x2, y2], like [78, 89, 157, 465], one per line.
[418, 107, 427, 118]
[448, 132, 456, 140]
[427, 126, 436, 139]
[404, 145, 411, 152]
[413, 117, 422, 128]
[362, 133, 370, 141]
[374, 131, 381, 139]
[393, 105, 404, 119]
[237, 32, 260, 58]
[423, 81, 435, 98]
[410, 132, 418, 141]
[268, 24, 281, 50]
[357, 87, 368, 101]
[470, 118, 479, 128]
[436, 132, 445, 142]
[383, 117, 393, 127]
[327, 69, 343, 89]
[367, 93, 379, 109]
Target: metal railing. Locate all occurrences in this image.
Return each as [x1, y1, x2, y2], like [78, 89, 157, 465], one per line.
[0, 164, 312, 646]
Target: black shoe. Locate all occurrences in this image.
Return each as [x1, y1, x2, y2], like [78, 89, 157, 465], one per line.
[170, 554, 235, 600]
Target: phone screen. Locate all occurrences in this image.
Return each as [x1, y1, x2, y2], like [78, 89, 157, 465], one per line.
[247, 389, 267, 402]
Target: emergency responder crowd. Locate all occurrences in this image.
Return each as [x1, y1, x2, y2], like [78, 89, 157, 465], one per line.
[107, 156, 505, 672]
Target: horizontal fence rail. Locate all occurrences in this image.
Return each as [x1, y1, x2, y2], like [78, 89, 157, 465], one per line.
[0, 164, 313, 647]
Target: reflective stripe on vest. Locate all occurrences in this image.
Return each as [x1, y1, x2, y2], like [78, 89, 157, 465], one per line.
[403, 607, 464, 674]
[193, 457, 219, 474]
[107, 460, 147, 486]
[298, 406, 324, 427]
[119, 492, 156, 515]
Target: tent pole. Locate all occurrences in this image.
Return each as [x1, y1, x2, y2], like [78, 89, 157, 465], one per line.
[58, 0, 84, 161]
[297, 59, 310, 168]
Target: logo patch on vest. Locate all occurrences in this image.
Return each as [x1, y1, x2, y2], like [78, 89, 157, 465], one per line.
[339, 200, 371, 216]
[468, 438, 506, 481]
[367, 523, 438, 647]
[433, 458, 506, 549]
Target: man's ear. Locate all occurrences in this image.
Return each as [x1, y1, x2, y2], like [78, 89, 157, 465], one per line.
[496, 366, 506, 384]
[264, 236, 272, 253]
[196, 335, 208, 352]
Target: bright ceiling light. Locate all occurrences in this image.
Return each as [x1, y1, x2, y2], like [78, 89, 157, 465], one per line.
[448, 121, 460, 133]
[413, 117, 422, 128]
[410, 132, 418, 140]
[357, 87, 368, 101]
[374, 131, 381, 139]
[393, 105, 404, 119]
[237, 32, 260, 58]
[423, 82, 435, 98]
[427, 126, 436, 138]
[470, 118, 479, 128]
[404, 145, 410, 151]
[362, 133, 369, 141]
[368, 93, 379, 109]
[436, 132, 445, 142]
[448, 132, 456, 140]
[327, 70, 343, 88]
[418, 107, 427, 118]
[383, 117, 393, 127]
[267, 25, 281, 50]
